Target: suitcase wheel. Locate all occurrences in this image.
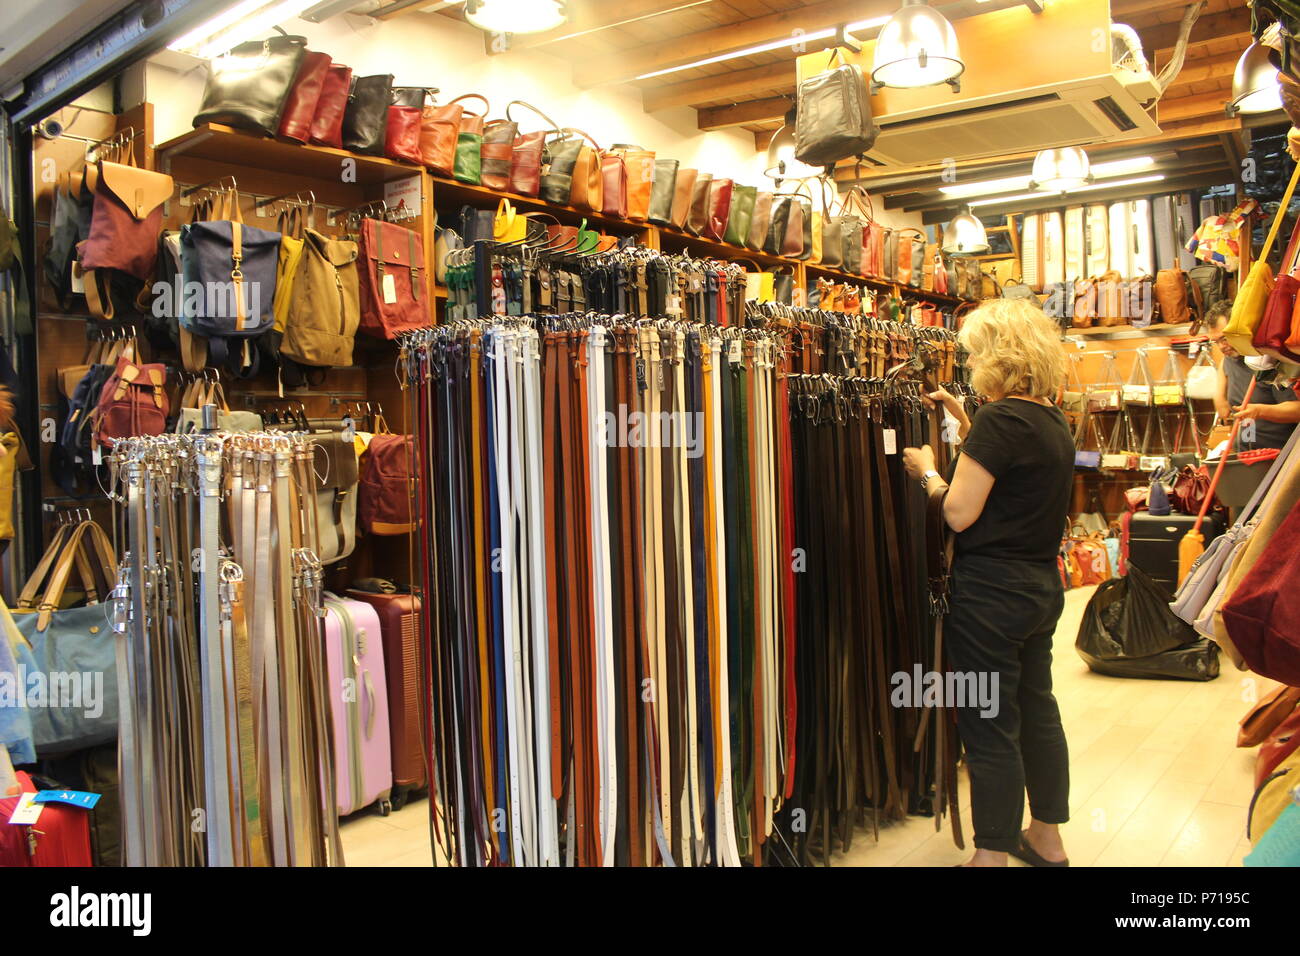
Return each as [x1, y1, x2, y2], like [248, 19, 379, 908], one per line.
[378, 798, 393, 817]
[391, 787, 408, 812]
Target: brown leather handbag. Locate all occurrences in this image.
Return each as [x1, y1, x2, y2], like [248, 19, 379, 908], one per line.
[1239, 684, 1300, 747]
[600, 152, 627, 219]
[670, 168, 698, 229]
[1097, 269, 1125, 326]
[278, 51, 332, 143]
[309, 63, 352, 148]
[611, 144, 655, 222]
[686, 174, 713, 235]
[779, 193, 805, 257]
[746, 192, 774, 251]
[704, 178, 733, 241]
[481, 118, 516, 191]
[505, 100, 560, 198]
[895, 228, 924, 286]
[419, 95, 481, 177]
[566, 130, 604, 212]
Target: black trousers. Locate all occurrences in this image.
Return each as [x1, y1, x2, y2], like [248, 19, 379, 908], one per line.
[944, 553, 1070, 853]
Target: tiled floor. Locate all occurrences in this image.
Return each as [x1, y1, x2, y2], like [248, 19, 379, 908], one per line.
[340, 584, 1266, 867]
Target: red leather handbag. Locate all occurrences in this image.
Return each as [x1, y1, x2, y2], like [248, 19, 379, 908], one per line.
[308, 63, 352, 148]
[704, 178, 733, 241]
[384, 105, 423, 165]
[1171, 464, 1212, 515]
[600, 153, 627, 219]
[278, 51, 332, 143]
[1222, 495, 1300, 685]
[503, 101, 559, 197]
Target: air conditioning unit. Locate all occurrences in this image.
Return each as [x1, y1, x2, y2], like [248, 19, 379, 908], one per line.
[798, 0, 1160, 169]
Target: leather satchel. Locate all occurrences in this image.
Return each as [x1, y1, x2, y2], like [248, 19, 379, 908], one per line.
[278, 50, 332, 143]
[647, 159, 679, 225]
[818, 180, 843, 268]
[724, 184, 756, 247]
[418, 96, 474, 176]
[343, 74, 394, 155]
[311, 431, 360, 564]
[746, 192, 773, 251]
[309, 63, 352, 148]
[618, 145, 656, 222]
[505, 101, 561, 198]
[704, 178, 733, 241]
[670, 168, 698, 229]
[482, 118, 517, 191]
[194, 33, 308, 136]
[781, 196, 806, 258]
[794, 54, 877, 166]
[281, 229, 360, 366]
[540, 129, 595, 205]
[764, 196, 791, 255]
[384, 105, 423, 164]
[453, 94, 490, 184]
[356, 218, 427, 340]
[1154, 264, 1193, 325]
[359, 433, 417, 535]
[1171, 464, 1212, 515]
[600, 152, 629, 219]
[80, 158, 173, 297]
[686, 174, 713, 236]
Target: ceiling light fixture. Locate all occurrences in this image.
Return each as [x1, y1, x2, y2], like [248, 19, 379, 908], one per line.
[871, 0, 964, 94]
[169, 0, 322, 58]
[634, 16, 889, 82]
[942, 207, 989, 256]
[939, 156, 1157, 200]
[764, 109, 825, 185]
[1029, 146, 1092, 191]
[465, 0, 567, 35]
[1228, 41, 1283, 115]
[966, 174, 1166, 208]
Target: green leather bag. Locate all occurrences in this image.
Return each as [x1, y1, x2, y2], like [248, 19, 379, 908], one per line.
[454, 132, 482, 184]
[724, 185, 757, 247]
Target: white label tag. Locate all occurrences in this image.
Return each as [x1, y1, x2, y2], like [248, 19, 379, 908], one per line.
[382, 273, 398, 305]
[92, 445, 103, 465]
[70, 266, 85, 294]
[8, 793, 43, 825]
[883, 429, 897, 455]
[729, 340, 742, 363]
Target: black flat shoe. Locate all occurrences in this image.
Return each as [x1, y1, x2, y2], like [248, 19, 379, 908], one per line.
[1008, 831, 1069, 867]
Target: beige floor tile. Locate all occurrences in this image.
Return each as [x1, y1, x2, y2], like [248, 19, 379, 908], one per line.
[1091, 776, 1209, 867]
[1159, 800, 1249, 867]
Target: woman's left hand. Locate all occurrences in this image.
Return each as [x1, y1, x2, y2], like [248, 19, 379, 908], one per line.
[902, 444, 936, 479]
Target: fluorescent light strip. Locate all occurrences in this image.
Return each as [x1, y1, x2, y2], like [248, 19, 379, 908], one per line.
[634, 15, 889, 81]
[171, 0, 322, 57]
[941, 156, 1158, 200]
[967, 174, 1166, 207]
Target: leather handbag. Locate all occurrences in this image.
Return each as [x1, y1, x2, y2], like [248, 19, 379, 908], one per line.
[1097, 269, 1125, 326]
[1127, 274, 1155, 327]
[600, 152, 628, 219]
[670, 168, 698, 229]
[481, 118, 517, 191]
[724, 184, 756, 247]
[570, 134, 605, 212]
[796, 196, 813, 261]
[686, 173, 713, 236]
[647, 159, 679, 225]
[611, 144, 655, 221]
[505, 101, 561, 197]
[194, 33, 308, 136]
[1154, 263, 1193, 325]
[78, 156, 173, 319]
[384, 105, 423, 164]
[1072, 278, 1097, 328]
[1222, 492, 1300, 685]
[778, 194, 806, 258]
[493, 198, 527, 243]
[704, 178, 733, 241]
[342, 73, 394, 156]
[794, 51, 877, 166]
[13, 520, 120, 754]
[419, 95, 470, 176]
[896, 228, 924, 286]
[1171, 464, 1212, 515]
[1226, 163, 1300, 354]
[540, 129, 596, 206]
[460, 204, 495, 244]
[770, 265, 796, 305]
[817, 180, 843, 268]
[309, 63, 352, 148]
[453, 94, 490, 184]
[174, 379, 262, 433]
[764, 196, 791, 255]
[1239, 684, 1300, 747]
[356, 218, 427, 340]
[92, 353, 170, 448]
[278, 50, 332, 143]
[1255, 215, 1300, 358]
[311, 431, 360, 564]
[280, 229, 360, 365]
[746, 191, 773, 251]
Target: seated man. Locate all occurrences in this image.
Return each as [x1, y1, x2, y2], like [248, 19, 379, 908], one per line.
[1206, 301, 1300, 451]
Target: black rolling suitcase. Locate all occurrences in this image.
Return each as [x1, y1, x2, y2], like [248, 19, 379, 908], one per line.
[1125, 511, 1225, 596]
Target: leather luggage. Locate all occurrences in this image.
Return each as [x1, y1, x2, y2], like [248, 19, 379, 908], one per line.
[322, 594, 393, 816]
[347, 587, 427, 801]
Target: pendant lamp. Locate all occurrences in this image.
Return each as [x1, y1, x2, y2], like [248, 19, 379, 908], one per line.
[1228, 42, 1282, 115]
[942, 207, 989, 256]
[465, 0, 567, 35]
[1030, 147, 1092, 192]
[871, 0, 964, 94]
[764, 110, 825, 185]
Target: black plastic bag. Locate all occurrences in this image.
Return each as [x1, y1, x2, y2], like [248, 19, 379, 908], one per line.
[1075, 564, 1221, 681]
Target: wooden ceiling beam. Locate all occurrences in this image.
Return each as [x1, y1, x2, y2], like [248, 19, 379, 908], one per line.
[1157, 49, 1244, 97]
[698, 95, 792, 130]
[642, 61, 794, 113]
[1140, 7, 1251, 56]
[1157, 88, 1234, 123]
[501, 0, 717, 52]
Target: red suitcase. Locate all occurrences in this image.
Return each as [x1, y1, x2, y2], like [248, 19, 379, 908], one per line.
[0, 771, 93, 866]
[347, 588, 426, 805]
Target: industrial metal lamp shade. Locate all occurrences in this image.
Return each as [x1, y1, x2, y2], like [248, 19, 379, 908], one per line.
[465, 0, 567, 35]
[1230, 42, 1282, 115]
[1030, 147, 1091, 192]
[764, 123, 824, 183]
[942, 210, 989, 256]
[871, 0, 964, 92]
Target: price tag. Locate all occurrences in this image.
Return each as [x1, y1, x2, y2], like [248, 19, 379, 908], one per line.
[92, 445, 103, 466]
[729, 340, 742, 363]
[382, 273, 398, 305]
[70, 265, 85, 294]
[883, 429, 897, 455]
[33, 789, 101, 810]
[8, 793, 44, 825]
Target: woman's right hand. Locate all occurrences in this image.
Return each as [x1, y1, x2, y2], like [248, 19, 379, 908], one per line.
[924, 388, 962, 416]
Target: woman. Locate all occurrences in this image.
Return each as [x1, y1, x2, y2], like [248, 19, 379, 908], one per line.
[903, 299, 1075, 868]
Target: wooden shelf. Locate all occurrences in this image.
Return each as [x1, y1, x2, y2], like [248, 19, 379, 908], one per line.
[1064, 322, 1195, 340]
[429, 177, 651, 235]
[803, 261, 965, 305]
[156, 124, 423, 185]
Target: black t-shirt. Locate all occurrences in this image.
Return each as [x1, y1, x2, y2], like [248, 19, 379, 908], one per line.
[1223, 356, 1298, 451]
[953, 398, 1075, 563]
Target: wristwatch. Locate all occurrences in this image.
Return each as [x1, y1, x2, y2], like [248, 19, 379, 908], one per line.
[920, 469, 941, 491]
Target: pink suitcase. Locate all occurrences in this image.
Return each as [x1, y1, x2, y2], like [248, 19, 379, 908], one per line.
[322, 594, 394, 816]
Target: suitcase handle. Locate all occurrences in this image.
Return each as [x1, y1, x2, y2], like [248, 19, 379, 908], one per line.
[362, 670, 377, 740]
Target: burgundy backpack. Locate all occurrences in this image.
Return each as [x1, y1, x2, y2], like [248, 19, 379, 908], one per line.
[359, 433, 416, 534]
[92, 354, 169, 449]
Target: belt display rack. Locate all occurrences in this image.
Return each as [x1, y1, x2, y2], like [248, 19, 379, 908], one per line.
[401, 307, 971, 866]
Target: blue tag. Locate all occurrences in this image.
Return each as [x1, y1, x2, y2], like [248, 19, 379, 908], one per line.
[33, 790, 100, 810]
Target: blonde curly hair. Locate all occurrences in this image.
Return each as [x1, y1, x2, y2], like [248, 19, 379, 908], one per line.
[958, 299, 1065, 400]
